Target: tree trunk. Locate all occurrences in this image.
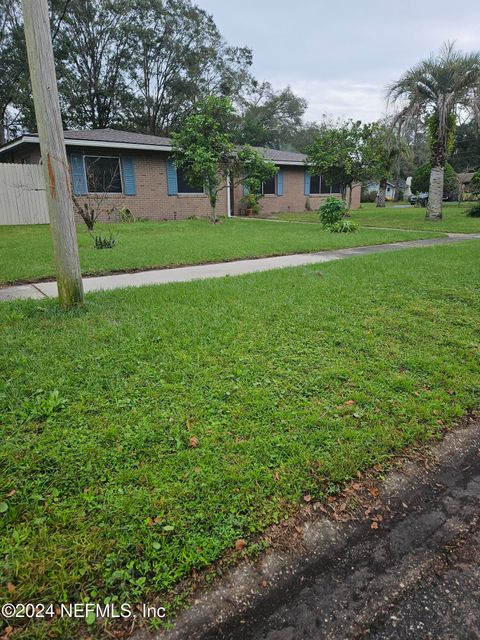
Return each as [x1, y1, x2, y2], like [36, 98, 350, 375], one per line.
[426, 166, 444, 221]
[210, 201, 217, 223]
[377, 178, 387, 208]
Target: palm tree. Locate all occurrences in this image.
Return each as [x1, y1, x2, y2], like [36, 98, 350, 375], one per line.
[371, 122, 412, 207]
[389, 43, 480, 220]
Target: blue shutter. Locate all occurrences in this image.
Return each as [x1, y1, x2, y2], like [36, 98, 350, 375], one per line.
[277, 170, 284, 196]
[243, 183, 250, 196]
[121, 156, 136, 195]
[70, 154, 87, 195]
[166, 159, 178, 195]
[304, 171, 311, 196]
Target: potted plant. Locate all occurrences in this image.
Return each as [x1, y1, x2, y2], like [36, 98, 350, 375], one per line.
[241, 192, 261, 217]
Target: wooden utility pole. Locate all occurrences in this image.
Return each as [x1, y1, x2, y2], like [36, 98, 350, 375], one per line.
[22, 0, 83, 307]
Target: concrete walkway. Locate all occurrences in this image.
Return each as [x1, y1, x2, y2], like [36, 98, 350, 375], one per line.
[1, 234, 479, 302]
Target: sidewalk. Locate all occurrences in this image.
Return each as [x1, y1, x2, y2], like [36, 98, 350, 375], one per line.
[1, 234, 479, 302]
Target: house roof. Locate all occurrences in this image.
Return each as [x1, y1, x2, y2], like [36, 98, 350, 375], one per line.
[0, 128, 173, 155]
[253, 147, 307, 165]
[457, 171, 475, 185]
[63, 128, 172, 147]
[366, 179, 396, 188]
[0, 128, 308, 166]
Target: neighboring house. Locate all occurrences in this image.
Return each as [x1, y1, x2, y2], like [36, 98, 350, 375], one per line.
[0, 128, 361, 222]
[457, 172, 475, 192]
[364, 180, 397, 200]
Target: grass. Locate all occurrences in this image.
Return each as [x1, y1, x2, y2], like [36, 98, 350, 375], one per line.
[265, 202, 480, 234]
[352, 202, 480, 233]
[0, 217, 443, 285]
[1, 241, 480, 639]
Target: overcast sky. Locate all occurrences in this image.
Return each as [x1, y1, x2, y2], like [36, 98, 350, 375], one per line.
[198, 0, 480, 123]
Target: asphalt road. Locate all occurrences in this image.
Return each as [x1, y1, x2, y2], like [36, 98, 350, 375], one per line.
[207, 425, 480, 640]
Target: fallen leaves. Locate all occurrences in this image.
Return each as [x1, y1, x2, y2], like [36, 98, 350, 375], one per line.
[235, 539, 246, 551]
[146, 516, 162, 527]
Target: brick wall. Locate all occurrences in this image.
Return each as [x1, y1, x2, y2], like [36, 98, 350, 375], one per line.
[232, 166, 362, 215]
[6, 145, 361, 222]
[70, 147, 221, 222]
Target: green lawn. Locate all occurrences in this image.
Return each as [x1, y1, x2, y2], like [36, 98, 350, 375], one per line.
[0, 218, 443, 285]
[352, 203, 480, 233]
[266, 203, 480, 234]
[1, 241, 480, 639]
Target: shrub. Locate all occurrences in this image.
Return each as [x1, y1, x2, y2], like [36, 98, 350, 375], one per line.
[462, 192, 480, 202]
[119, 207, 136, 223]
[318, 196, 347, 227]
[329, 219, 358, 233]
[471, 170, 480, 195]
[466, 203, 480, 217]
[361, 189, 377, 203]
[93, 232, 117, 249]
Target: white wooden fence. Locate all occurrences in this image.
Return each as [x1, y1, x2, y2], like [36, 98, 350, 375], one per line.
[0, 163, 49, 225]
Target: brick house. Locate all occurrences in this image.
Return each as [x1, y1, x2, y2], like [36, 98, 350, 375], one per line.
[0, 128, 361, 221]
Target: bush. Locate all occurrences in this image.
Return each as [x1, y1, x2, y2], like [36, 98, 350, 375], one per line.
[466, 203, 480, 217]
[361, 189, 377, 203]
[93, 232, 117, 249]
[462, 192, 480, 202]
[119, 207, 136, 223]
[471, 170, 480, 196]
[329, 219, 358, 233]
[318, 196, 347, 227]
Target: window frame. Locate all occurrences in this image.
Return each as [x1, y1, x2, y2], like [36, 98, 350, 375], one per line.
[176, 167, 205, 195]
[262, 174, 277, 196]
[309, 174, 321, 195]
[83, 155, 123, 195]
[320, 179, 342, 195]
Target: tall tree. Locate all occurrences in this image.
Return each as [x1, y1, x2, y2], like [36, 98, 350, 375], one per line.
[367, 122, 412, 207]
[0, 0, 24, 143]
[53, 0, 136, 129]
[128, 0, 252, 136]
[235, 81, 307, 148]
[3, 0, 106, 135]
[450, 120, 480, 172]
[411, 161, 458, 199]
[389, 42, 480, 220]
